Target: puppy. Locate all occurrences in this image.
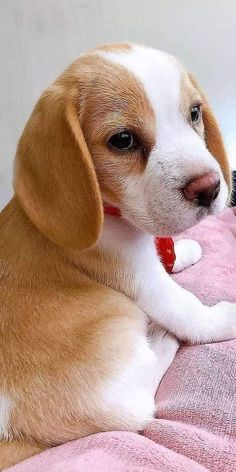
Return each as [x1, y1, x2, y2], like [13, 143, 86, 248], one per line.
[0, 43, 234, 469]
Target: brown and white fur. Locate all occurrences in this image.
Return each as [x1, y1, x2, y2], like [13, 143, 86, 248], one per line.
[0, 43, 234, 469]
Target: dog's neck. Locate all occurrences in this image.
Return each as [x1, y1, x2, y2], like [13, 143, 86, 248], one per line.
[103, 203, 175, 274]
[74, 212, 157, 301]
[100, 212, 152, 252]
[0, 198, 142, 281]
[0, 198, 164, 300]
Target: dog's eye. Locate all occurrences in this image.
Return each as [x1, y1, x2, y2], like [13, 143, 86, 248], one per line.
[190, 105, 201, 124]
[107, 131, 139, 151]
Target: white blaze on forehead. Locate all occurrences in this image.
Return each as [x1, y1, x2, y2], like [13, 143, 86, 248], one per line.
[97, 45, 182, 127]
[0, 393, 12, 439]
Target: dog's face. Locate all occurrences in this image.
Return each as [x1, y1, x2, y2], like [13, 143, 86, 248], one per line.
[14, 43, 231, 249]
[79, 44, 230, 236]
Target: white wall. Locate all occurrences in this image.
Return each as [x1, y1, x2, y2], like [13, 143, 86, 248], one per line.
[0, 0, 235, 209]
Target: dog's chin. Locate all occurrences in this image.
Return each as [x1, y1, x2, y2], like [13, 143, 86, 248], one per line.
[151, 201, 228, 236]
[133, 206, 210, 237]
[124, 192, 228, 237]
[154, 191, 230, 236]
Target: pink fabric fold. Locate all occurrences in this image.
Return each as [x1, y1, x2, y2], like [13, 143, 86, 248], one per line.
[6, 209, 236, 472]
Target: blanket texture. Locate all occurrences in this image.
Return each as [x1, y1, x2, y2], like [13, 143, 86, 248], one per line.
[6, 209, 236, 472]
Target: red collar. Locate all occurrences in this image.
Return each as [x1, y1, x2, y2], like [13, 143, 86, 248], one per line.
[103, 205, 121, 217]
[103, 204, 176, 273]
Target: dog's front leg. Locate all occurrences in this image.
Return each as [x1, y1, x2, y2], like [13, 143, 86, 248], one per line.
[136, 259, 235, 344]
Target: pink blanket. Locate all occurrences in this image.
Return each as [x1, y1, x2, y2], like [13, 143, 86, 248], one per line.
[6, 209, 236, 472]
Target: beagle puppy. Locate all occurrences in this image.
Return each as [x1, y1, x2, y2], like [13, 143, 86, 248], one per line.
[0, 43, 234, 469]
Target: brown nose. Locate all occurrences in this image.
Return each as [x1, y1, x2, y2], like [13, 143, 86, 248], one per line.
[183, 171, 220, 207]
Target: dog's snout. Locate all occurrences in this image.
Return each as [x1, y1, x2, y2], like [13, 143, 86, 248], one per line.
[183, 171, 220, 208]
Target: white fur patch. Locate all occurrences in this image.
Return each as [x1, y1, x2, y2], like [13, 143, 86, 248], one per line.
[0, 393, 12, 439]
[101, 334, 157, 430]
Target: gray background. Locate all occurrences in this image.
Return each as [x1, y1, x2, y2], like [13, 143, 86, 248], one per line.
[1, 0, 235, 209]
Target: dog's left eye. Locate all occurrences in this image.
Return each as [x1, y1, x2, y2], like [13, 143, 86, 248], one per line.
[107, 131, 139, 151]
[190, 105, 201, 124]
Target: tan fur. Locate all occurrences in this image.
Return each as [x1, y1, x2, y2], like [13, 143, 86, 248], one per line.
[14, 80, 104, 251]
[0, 197, 148, 468]
[0, 44, 230, 469]
[0, 441, 43, 470]
[93, 42, 132, 52]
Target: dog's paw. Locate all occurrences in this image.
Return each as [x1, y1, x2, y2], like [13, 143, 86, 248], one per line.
[196, 301, 236, 343]
[213, 301, 236, 340]
[172, 239, 202, 273]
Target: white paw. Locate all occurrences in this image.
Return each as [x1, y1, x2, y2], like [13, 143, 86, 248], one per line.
[212, 301, 236, 341]
[172, 239, 202, 273]
[191, 301, 236, 344]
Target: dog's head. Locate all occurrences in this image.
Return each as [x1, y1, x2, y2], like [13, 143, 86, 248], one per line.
[14, 43, 231, 250]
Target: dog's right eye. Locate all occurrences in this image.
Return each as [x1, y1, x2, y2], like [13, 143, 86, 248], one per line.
[107, 130, 139, 151]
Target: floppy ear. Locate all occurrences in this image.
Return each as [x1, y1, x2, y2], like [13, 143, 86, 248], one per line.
[189, 74, 231, 190]
[14, 84, 103, 251]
